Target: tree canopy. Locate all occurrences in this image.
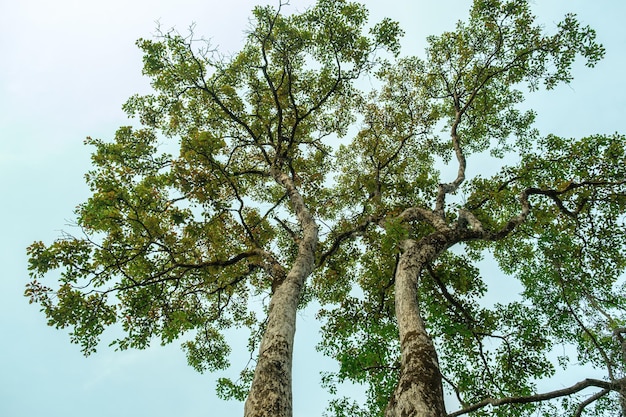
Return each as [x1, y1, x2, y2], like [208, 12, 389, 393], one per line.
[26, 1, 625, 417]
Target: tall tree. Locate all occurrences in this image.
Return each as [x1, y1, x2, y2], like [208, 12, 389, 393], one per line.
[25, 2, 400, 417]
[25, 1, 626, 416]
[316, 1, 625, 416]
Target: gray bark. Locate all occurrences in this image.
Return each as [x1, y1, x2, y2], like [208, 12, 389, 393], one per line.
[244, 170, 318, 417]
[385, 237, 449, 417]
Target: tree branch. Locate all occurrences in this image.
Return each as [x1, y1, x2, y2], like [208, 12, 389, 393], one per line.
[318, 215, 379, 267]
[487, 188, 532, 240]
[435, 109, 465, 214]
[574, 388, 611, 417]
[447, 378, 625, 417]
[397, 206, 450, 232]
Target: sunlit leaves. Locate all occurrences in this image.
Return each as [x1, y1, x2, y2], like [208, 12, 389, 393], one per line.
[317, 2, 621, 417]
[24, 1, 625, 415]
[26, 2, 405, 408]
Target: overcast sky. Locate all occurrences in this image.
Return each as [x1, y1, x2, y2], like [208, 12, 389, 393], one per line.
[1, 1, 625, 416]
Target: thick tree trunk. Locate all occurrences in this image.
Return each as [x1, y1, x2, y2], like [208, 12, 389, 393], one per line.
[244, 170, 318, 417]
[242, 262, 312, 417]
[385, 238, 447, 417]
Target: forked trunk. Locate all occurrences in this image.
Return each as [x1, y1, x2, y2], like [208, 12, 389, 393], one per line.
[244, 170, 318, 417]
[385, 238, 447, 417]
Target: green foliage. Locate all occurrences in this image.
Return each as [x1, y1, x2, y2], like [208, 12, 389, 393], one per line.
[215, 367, 255, 401]
[318, 295, 399, 416]
[315, 1, 623, 417]
[26, 0, 401, 391]
[26, 1, 625, 416]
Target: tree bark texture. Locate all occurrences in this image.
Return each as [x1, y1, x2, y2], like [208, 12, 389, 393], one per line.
[385, 237, 448, 417]
[244, 170, 318, 417]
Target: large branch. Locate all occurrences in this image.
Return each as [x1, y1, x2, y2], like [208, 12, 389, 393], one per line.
[488, 178, 626, 240]
[397, 206, 450, 232]
[574, 388, 611, 417]
[435, 109, 465, 214]
[102, 249, 264, 294]
[447, 378, 625, 417]
[526, 179, 626, 216]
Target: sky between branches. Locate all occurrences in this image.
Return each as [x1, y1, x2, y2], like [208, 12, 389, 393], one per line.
[1, 1, 625, 416]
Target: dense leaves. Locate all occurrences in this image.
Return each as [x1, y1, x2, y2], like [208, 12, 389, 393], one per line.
[314, 1, 624, 416]
[26, 0, 401, 394]
[26, 1, 625, 417]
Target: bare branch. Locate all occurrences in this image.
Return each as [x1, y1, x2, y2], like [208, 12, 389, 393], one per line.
[441, 372, 467, 409]
[574, 388, 611, 417]
[447, 378, 625, 417]
[435, 110, 465, 214]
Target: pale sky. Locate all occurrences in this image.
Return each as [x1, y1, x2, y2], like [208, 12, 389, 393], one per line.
[1, 1, 625, 416]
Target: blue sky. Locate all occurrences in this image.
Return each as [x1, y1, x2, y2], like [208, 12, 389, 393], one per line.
[1, 1, 625, 416]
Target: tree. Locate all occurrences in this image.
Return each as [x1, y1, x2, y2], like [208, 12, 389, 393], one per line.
[316, 1, 625, 417]
[25, 2, 401, 417]
[25, 1, 626, 417]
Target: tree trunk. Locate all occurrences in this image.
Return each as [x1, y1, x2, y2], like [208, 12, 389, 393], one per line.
[385, 238, 447, 417]
[244, 170, 318, 417]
